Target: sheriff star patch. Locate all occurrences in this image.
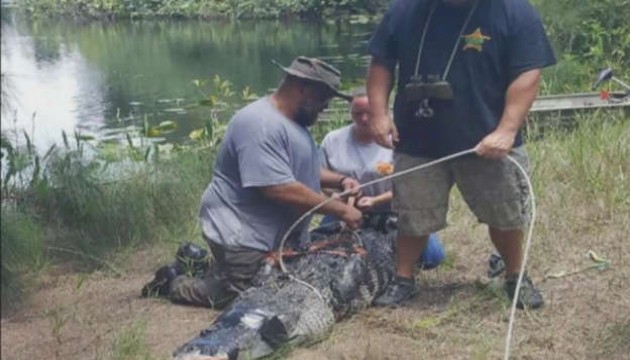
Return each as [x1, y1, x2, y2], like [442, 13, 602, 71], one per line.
[462, 27, 491, 52]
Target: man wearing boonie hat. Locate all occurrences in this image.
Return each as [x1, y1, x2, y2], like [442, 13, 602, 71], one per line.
[141, 56, 363, 309]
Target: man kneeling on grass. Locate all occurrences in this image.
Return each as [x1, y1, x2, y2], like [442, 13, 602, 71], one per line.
[141, 56, 362, 309]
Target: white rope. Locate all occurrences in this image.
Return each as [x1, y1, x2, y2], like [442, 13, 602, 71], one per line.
[276, 148, 535, 360]
[503, 154, 536, 360]
[289, 274, 325, 303]
[277, 148, 477, 273]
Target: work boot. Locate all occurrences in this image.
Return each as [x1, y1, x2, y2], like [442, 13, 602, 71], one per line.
[373, 276, 418, 307]
[141, 263, 184, 298]
[176, 243, 210, 277]
[504, 272, 544, 310]
[487, 252, 506, 278]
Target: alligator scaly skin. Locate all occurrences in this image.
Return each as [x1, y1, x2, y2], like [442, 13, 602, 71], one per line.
[174, 227, 396, 360]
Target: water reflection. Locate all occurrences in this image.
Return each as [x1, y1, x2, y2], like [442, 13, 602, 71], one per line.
[1, 20, 107, 151]
[1, 11, 373, 150]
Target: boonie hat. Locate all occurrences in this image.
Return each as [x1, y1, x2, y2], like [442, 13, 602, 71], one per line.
[273, 56, 352, 102]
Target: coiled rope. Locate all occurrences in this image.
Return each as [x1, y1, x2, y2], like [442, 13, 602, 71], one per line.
[277, 148, 536, 360]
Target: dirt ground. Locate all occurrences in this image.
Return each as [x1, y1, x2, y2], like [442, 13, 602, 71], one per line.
[2, 201, 629, 360]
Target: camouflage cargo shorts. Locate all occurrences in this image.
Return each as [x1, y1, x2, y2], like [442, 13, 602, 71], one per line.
[392, 147, 531, 236]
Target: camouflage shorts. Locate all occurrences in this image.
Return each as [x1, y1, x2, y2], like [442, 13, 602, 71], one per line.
[392, 147, 531, 236]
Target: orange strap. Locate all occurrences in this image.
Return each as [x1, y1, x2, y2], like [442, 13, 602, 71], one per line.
[265, 234, 366, 268]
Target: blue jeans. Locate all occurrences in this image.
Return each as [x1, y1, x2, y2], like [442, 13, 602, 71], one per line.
[320, 214, 445, 270]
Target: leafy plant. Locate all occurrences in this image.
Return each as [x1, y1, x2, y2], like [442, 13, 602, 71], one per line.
[188, 75, 257, 149]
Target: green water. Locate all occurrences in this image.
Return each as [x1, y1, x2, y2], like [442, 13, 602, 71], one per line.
[1, 10, 373, 150]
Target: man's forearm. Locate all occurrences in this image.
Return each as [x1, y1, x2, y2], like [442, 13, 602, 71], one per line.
[320, 168, 345, 189]
[367, 58, 394, 116]
[261, 182, 348, 217]
[498, 69, 541, 135]
[372, 191, 393, 206]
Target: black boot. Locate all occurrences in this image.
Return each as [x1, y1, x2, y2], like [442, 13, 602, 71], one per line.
[504, 272, 544, 309]
[141, 243, 210, 298]
[373, 276, 418, 307]
[176, 243, 210, 277]
[141, 262, 184, 298]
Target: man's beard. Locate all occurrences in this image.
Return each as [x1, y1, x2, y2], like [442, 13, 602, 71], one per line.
[295, 106, 319, 127]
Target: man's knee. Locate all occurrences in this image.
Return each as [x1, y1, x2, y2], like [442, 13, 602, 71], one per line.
[169, 273, 237, 309]
[213, 243, 266, 289]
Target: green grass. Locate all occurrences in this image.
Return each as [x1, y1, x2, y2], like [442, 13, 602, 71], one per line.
[0, 207, 46, 311]
[528, 109, 629, 207]
[41, 150, 212, 253]
[0, 109, 628, 360]
[111, 320, 156, 360]
[1, 107, 627, 313]
[39, 148, 213, 250]
[0, 141, 215, 309]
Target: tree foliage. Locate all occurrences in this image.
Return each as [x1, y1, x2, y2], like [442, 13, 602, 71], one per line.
[20, 0, 388, 20]
[532, 0, 630, 65]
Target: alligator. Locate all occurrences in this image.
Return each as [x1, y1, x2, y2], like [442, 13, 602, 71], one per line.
[173, 224, 397, 360]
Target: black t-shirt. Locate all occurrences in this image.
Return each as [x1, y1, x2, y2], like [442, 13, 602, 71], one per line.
[369, 0, 557, 158]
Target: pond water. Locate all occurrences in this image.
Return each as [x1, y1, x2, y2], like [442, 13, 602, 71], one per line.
[1, 9, 374, 151]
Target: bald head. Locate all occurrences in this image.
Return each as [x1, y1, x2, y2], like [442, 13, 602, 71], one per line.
[350, 88, 370, 129]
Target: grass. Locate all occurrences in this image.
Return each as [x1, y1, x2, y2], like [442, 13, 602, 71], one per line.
[593, 317, 630, 359]
[3, 1, 628, 354]
[447, 110, 628, 358]
[1, 110, 628, 359]
[0, 138, 216, 310]
[301, 110, 628, 359]
[1, 82, 628, 359]
[111, 320, 155, 360]
[530, 110, 629, 198]
[526, 110, 629, 279]
[0, 207, 46, 309]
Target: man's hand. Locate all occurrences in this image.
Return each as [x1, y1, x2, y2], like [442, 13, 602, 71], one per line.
[367, 58, 396, 149]
[339, 205, 363, 230]
[356, 196, 377, 211]
[475, 128, 517, 159]
[477, 69, 541, 159]
[262, 181, 362, 229]
[340, 176, 361, 196]
[369, 113, 398, 149]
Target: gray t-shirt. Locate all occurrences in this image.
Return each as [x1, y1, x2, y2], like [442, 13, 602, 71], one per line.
[199, 97, 320, 252]
[319, 125, 393, 212]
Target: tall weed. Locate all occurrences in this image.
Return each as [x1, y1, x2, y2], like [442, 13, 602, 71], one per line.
[0, 131, 215, 308]
[0, 208, 45, 310]
[34, 145, 214, 264]
[528, 110, 629, 209]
